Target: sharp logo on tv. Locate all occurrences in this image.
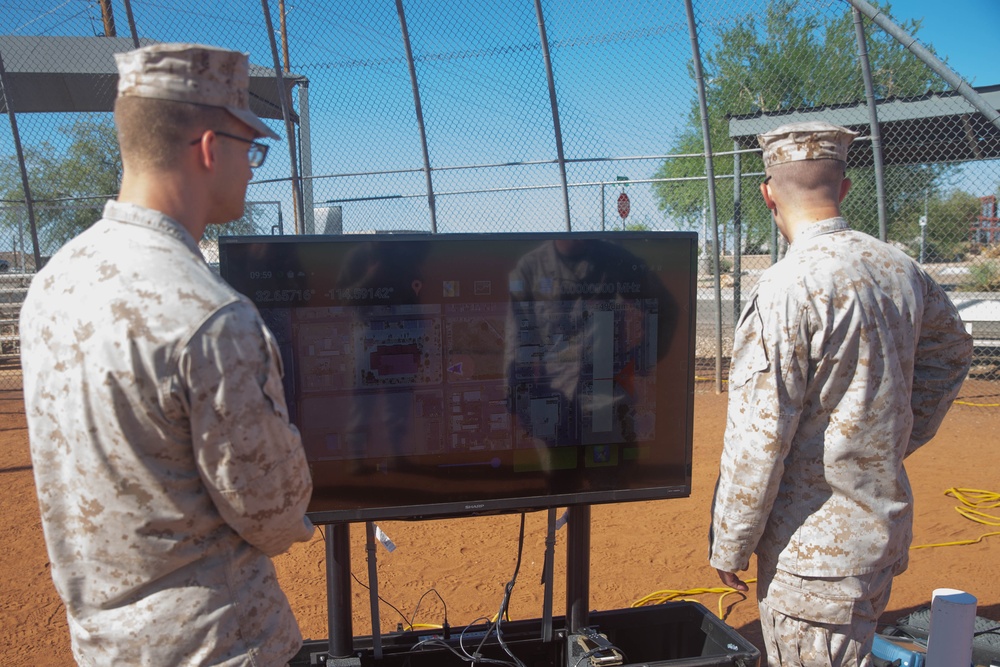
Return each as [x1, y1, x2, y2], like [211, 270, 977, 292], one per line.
[219, 232, 696, 523]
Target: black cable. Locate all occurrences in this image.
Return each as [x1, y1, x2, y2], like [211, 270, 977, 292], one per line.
[415, 638, 517, 666]
[458, 616, 494, 662]
[348, 570, 412, 631]
[973, 624, 999, 637]
[476, 513, 528, 667]
[316, 524, 423, 633]
[410, 587, 449, 630]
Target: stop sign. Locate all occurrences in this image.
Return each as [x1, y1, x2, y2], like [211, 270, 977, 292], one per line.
[617, 192, 630, 219]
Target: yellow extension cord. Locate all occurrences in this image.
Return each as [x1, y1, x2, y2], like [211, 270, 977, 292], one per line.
[631, 580, 759, 620]
[911, 487, 1000, 549]
[633, 488, 1000, 620]
[393, 490, 1000, 628]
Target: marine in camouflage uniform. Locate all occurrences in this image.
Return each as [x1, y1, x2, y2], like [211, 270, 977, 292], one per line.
[20, 44, 314, 666]
[709, 121, 972, 667]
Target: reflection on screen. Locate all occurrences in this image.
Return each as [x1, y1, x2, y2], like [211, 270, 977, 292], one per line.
[220, 233, 696, 522]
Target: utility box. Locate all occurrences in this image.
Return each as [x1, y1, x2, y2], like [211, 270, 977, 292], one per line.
[292, 602, 759, 667]
[578, 603, 760, 666]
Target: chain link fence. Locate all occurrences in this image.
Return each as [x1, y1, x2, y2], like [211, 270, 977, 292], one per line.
[2, 0, 998, 407]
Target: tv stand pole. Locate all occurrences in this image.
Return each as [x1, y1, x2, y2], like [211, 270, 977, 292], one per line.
[565, 504, 591, 633]
[326, 522, 354, 659]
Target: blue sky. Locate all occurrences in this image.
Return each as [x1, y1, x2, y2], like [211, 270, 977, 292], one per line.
[4, 0, 1000, 236]
[889, 0, 1000, 87]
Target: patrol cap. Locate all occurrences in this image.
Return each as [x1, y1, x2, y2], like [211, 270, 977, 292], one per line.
[757, 121, 857, 168]
[114, 42, 280, 140]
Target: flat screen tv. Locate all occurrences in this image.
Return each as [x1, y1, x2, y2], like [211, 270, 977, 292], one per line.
[218, 232, 696, 524]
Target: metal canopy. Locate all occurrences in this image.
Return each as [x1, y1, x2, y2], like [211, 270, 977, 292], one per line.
[0, 34, 302, 122]
[728, 85, 1000, 166]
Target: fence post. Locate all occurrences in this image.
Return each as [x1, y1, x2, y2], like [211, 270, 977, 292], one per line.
[852, 7, 888, 243]
[396, 0, 438, 234]
[261, 0, 304, 234]
[0, 48, 42, 272]
[533, 0, 572, 232]
[685, 0, 724, 393]
[733, 146, 742, 324]
[122, 0, 140, 48]
[299, 79, 316, 234]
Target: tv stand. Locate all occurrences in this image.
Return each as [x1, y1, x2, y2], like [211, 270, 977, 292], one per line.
[320, 506, 592, 661]
[325, 522, 354, 659]
[303, 507, 760, 667]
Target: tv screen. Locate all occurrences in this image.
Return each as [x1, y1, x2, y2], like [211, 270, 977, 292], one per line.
[218, 232, 696, 523]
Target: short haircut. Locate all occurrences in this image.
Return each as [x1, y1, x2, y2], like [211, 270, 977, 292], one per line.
[114, 96, 237, 171]
[766, 159, 846, 203]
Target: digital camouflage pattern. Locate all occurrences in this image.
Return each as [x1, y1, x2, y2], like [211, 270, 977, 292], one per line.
[754, 550, 896, 667]
[757, 121, 858, 167]
[710, 217, 972, 579]
[115, 43, 279, 139]
[20, 200, 314, 666]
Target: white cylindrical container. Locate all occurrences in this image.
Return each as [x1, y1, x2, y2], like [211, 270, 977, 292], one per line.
[925, 588, 978, 667]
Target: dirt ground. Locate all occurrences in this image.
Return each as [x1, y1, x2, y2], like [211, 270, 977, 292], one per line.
[2, 373, 998, 666]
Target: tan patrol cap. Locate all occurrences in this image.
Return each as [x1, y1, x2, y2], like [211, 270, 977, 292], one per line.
[757, 121, 857, 168]
[114, 43, 280, 140]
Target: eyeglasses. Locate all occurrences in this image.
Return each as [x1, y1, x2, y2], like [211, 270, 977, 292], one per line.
[762, 174, 772, 186]
[189, 131, 269, 168]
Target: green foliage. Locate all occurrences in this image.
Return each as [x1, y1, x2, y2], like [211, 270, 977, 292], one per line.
[651, 0, 949, 250]
[0, 115, 121, 253]
[885, 188, 979, 262]
[1, 115, 268, 256]
[964, 261, 1000, 292]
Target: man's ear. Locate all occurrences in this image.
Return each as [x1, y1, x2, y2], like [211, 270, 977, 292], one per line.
[839, 177, 852, 203]
[191, 131, 218, 171]
[760, 180, 776, 211]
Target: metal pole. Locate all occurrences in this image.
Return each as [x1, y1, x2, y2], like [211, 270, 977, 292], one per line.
[365, 522, 383, 660]
[533, 0, 572, 232]
[600, 182, 605, 231]
[852, 7, 888, 242]
[565, 505, 590, 632]
[541, 508, 556, 643]
[0, 49, 42, 271]
[684, 0, 724, 394]
[733, 146, 742, 324]
[920, 190, 928, 263]
[299, 80, 316, 234]
[326, 523, 354, 658]
[122, 0, 140, 48]
[261, 0, 304, 234]
[847, 0, 1000, 132]
[395, 0, 438, 234]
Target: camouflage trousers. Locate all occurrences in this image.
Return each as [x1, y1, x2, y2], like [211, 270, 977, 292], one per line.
[756, 558, 897, 667]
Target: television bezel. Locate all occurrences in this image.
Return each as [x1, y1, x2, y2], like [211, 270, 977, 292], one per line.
[218, 231, 697, 524]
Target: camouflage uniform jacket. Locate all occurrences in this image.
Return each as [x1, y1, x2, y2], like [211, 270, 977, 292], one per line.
[709, 217, 971, 578]
[20, 201, 315, 666]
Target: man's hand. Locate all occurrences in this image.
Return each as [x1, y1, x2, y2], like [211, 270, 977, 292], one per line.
[716, 568, 749, 592]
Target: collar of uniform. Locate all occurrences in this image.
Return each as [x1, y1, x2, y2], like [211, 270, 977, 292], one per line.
[791, 216, 849, 246]
[102, 200, 203, 259]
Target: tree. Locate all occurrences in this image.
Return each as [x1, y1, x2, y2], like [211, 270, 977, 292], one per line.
[892, 188, 979, 262]
[1, 115, 268, 259]
[0, 115, 121, 256]
[651, 1, 948, 252]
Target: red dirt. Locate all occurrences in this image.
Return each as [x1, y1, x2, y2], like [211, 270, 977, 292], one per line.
[2, 377, 998, 665]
